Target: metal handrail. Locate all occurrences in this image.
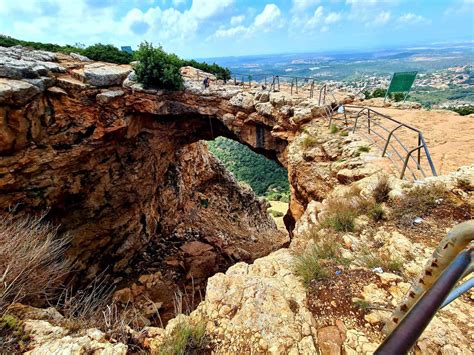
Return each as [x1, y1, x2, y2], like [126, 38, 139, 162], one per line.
[331, 105, 437, 180]
[375, 247, 473, 354]
[230, 72, 331, 104]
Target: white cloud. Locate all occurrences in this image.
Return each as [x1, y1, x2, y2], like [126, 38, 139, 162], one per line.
[325, 12, 342, 24]
[209, 3, 282, 39]
[189, 0, 233, 20]
[254, 4, 281, 28]
[303, 6, 324, 30]
[230, 15, 245, 26]
[292, 0, 320, 12]
[397, 13, 429, 25]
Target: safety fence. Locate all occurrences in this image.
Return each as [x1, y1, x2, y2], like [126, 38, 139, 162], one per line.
[328, 105, 437, 180]
[229, 73, 336, 106]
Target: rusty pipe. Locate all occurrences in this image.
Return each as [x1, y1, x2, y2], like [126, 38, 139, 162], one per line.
[375, 247, 473, 354]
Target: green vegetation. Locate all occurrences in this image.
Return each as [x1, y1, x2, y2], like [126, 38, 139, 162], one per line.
[0, 35, 231, 87]
[158, 321, 208, 355]
[330, 124, 339, 134]
[0, 35, 132, 64]
[358, 145, 370, 153]
[268, 209, 284, 218]
[294, 239, 347, 287]
[410, 87, 474, 108]
[364, 88, 406, 102]
[369, 203, 386, 222]
[207, 137, 289, 198]
[133, 42, 184, 90]
[353, 299, 370, 311]
[340, 130, 349, 137]
[82, 43, 132, 64]
[449, 105, 474, 116]
[294, 246, 329, 287]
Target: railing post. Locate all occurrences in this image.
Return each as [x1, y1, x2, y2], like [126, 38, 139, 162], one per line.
[277, 76, 280, 91]
[382, 124, 403, 157]
[296, 77, 298, 94]
[400, 145, 423, 179]
[368, 110, 371, 134]
[417, 134, 421, 170]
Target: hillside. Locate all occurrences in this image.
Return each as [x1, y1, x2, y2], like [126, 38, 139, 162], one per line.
[207, 137, 289, 199]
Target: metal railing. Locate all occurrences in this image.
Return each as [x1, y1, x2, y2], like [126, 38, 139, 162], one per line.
[376, 244, 473, 354]
[194, 70, 336, 107]
[229, 72, 333, 105]
[329, 105, 437, 180]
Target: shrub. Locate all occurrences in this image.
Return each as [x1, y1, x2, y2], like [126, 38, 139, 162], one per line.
[133, 42, 184, 90]
[391, 92, 405, 102]
[372, 175, 391, 203]
[0, 214, 70, 313]
[449, 105, 474, 116]
[340, 130, 349, 137]
[330, 124, 339, 134]
[353, 299, 370, 311]
[158, 320, 208, 355]
[371, 88, 386, 98]
[82, 44, 132, 64]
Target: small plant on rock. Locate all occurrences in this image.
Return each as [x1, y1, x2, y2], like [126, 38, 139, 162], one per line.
[391, 183, 448, 226]
[358, 145, 370, 153]
[361, 251, 403, 273]
[369, 203, 386, 222]
[294, 246, 329, 287]
[330, 124, 339, 134]
[301, 135, 318, 149]
[372, 175, 391, 203]
[158, 320, 208, 355]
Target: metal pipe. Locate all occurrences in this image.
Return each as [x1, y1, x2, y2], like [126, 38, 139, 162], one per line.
[382, 124, 403, 157]
[375, 248, 473, 355]
[441, 277, 474, 308]
[400, 144, 423, 179]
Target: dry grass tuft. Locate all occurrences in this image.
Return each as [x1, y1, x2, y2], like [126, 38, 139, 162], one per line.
[0, 214, 71, 314]
[391, 183, 448, 226]
[360, 251, 404, 273]
[301, 135, 318, 149]
[320, 187, 374, 232]
[158, 320, 208, 355]
[372, 175, 391, 203]
[294, 239, 347, 287]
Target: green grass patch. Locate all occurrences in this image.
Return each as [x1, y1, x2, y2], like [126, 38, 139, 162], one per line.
[330, 124, 339, 134]
[158, 321, 208, 355]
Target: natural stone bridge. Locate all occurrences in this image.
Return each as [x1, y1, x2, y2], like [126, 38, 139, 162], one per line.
[0, 47, 380, 284]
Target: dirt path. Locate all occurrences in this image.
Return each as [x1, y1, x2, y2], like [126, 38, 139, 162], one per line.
[369, 107, 474, 175]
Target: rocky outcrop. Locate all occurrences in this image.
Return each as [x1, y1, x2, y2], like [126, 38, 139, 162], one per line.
[0, 45, 367, 277]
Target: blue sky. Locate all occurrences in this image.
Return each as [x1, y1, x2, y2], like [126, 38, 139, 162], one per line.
[0, 0, 473, 58]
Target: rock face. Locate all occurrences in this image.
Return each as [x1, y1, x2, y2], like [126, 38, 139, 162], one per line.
[0, 46, 293, 293]
[0, 45, 370, 278]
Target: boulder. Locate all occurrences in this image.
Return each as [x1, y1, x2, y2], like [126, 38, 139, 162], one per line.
[81, 63, 131, 87]
[0, 78, 40, 105]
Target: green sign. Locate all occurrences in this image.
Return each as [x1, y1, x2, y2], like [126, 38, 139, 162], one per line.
[386, 71, 417, 101]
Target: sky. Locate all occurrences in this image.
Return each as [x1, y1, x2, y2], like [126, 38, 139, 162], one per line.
[0, 0, 473, 59]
